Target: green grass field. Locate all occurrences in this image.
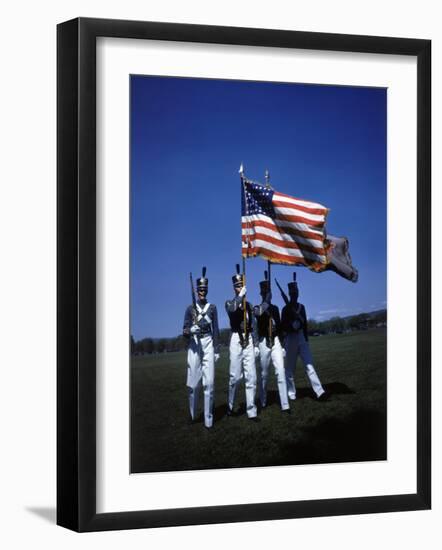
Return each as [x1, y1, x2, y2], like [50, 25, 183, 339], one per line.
[131, 328, 386, 473]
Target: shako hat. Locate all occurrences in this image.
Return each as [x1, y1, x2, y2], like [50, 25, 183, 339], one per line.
[196, 266, 208, 290]
[232, 263, 244, 288]
[259, 269, 270, 292]
[287, 272, 298, 292]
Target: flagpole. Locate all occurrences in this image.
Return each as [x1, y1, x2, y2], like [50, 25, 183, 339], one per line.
[239, 163, 248, 346]
[265, 169, 273, 345]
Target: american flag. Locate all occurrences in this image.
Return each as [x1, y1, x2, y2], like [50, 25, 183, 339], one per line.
[241, 179, 330, 270]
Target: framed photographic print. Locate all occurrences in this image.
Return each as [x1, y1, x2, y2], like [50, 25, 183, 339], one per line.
[57, 17, 431, 532]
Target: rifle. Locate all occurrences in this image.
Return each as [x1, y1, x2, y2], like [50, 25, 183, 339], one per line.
[275, 277, 304, 332]
[189, 272, 198, 328]
[275, 278, 289, 306]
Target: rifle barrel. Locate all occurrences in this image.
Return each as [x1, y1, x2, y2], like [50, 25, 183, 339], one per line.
[275, 278, 289, 305]
[190, 273, 196, 307]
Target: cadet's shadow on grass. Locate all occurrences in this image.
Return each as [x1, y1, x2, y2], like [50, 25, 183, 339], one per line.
[213, 382, 355, 417]
[323, 381, 356, 396]
[265, 381, 355, 405]
[213, 403, 247, 421]
[279, 408, 386, 465]
[213, 403, 229, 421]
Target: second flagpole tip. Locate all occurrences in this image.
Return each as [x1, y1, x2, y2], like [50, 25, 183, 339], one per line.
[265, 169, 271, 188]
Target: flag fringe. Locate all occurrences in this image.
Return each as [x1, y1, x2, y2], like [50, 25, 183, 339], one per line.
[242, 249, 331, 272]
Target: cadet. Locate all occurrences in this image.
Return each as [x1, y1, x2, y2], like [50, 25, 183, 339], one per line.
[281, 273, 326, 401]
[225, 265, 259, 421]
[183, 267, 220, 429]
[254, 272, 290, 412]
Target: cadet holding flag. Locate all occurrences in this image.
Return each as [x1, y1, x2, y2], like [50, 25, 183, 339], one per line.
[254, 270, 290, 412]
[280, 273, 326, 401]
[225, 264, 259, 421]
[183, 267, 220, 429]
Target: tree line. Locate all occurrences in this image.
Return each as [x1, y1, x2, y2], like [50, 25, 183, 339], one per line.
[307, 310, 386, 335]
[131, 309, 386, 355]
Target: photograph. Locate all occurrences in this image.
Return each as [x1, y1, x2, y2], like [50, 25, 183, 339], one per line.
[129, 74, 387, 474]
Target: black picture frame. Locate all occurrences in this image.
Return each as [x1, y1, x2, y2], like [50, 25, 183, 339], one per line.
[57, 17, 431, 532]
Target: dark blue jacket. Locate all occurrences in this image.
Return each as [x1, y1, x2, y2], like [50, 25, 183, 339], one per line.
[183, 301, 220, 352]
[253, 301, 282, 342]
[281, 302, 308, 341]
[225, 295, 258, 346]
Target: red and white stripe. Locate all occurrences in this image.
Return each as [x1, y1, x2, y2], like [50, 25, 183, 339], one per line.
[242, 191, 329, 268]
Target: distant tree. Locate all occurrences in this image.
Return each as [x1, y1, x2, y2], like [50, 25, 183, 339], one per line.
[156, 339, 166, 353]
[163, 338, 172, 352]
[307, 319, 319, 335]
[140, 338, 154, 354]
[373, 310, 387, 324]
[130, 335, 135, 355]
[329, 316, 345, 333]
[348, 315, 360, 330]
[320, 319, 332, 333]
[134, 339, 140, 353]
[174, 335, 187, 351]
[348, 313, 370, 330]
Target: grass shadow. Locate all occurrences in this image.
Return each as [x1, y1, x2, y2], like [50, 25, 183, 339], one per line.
[278, 408, 386, 465]
[265, 381, 355, 405]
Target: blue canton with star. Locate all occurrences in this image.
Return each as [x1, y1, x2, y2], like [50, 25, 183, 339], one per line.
[241, 180, 275, 217]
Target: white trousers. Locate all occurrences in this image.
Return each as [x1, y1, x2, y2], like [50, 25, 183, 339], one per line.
[186, 335, 215, 428]
[228, 333, 257, 418]
[284, 332, 324, 399]
[258, 336, 289, 410]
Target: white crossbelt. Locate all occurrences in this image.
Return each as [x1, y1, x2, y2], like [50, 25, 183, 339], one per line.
[196, 302, 212, 325]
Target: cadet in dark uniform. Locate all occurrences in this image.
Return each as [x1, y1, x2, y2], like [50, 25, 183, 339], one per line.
[281, 273, 325, 401]
[225, 265, 259, 420]
[183, 268, 220, 428]
[254, 273, 290, 412]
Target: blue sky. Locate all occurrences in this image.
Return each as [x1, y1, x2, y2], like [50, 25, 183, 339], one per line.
[130, 75, 386, 340]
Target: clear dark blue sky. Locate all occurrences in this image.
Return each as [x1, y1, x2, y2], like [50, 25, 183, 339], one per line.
[130, 75, 386, 340]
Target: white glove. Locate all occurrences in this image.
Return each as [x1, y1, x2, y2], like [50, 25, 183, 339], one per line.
[190, 325, 200, 335]
[238, 286, 247, 298]
[254, 347, 260, 358]
[214, 353, 220, 363]
[282, 348, 287, 358]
